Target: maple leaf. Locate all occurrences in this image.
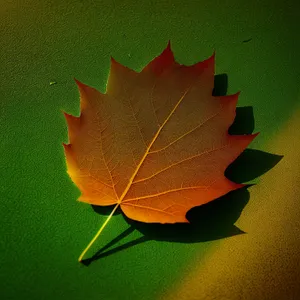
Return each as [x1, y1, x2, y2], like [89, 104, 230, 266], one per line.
[63, 42, 258, 261]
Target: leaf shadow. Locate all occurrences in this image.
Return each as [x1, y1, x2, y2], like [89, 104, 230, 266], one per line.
[91, 203, 122, 216]
[81, 73, 283, 266]
[82, 186, 249, 266]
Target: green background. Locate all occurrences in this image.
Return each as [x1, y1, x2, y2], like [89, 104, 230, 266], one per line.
[1, 1, 300, 299]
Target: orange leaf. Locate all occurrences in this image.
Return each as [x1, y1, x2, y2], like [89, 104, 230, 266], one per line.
[63, 42, 258, 261]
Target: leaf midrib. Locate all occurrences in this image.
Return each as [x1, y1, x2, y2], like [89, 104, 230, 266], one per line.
[117, 86, 191, 203]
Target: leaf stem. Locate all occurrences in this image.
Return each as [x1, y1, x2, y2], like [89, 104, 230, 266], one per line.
[78, 203, 120, 262]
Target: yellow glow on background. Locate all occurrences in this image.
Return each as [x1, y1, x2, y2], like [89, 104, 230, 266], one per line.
[162, 102, 300, 300]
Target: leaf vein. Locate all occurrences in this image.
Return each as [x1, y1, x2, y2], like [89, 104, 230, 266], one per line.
[118, 86, 192, 202]
[133, 144, 229, 184]
[121, 203, 176, 216]
[122, 185, 208, 203]
[149, 108, 221, 154]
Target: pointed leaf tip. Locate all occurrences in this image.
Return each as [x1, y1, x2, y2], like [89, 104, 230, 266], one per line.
[63, 111, 71, 118]
[166, 40, 172, 50]
[74, 78, 86, 90]
[161, 40, 174, 58]
[60, 108, 66, 116]
[63, 111, 72, 124]
[62, 143, 71, 151]
[203, 51, 216, 68]
[74, 78, 94, 90]
[228, 91, 241, 101]
[73, 78, 93, 97]
[109, 56, 125, 73]
[63, 111, 78, 125]
[191, 51, 216, 75]
[143, 41, 175, 75]
[110, 56, 118, 66]
[73, 77, 81, 85]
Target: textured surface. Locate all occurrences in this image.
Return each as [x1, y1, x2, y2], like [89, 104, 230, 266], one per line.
[1, 1, 300, 300]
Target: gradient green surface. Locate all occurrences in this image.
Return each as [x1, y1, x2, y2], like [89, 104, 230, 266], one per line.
[1, 1, 299, 299]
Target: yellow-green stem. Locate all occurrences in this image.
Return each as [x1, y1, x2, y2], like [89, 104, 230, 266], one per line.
[78, 203, 120, 262]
